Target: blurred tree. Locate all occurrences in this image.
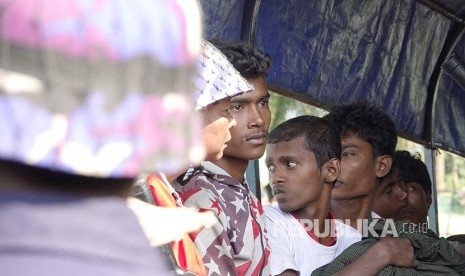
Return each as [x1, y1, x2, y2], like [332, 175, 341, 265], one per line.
[269, 92, 326, 130]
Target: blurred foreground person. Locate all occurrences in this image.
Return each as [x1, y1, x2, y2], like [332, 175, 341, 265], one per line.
[0, 0, 205, 275]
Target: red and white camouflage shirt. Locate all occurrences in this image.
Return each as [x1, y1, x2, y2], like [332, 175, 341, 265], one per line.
[174, 162, 270, 276]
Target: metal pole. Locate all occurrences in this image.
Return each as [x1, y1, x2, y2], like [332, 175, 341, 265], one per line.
[424, 148, 439, 234]
[246, 160, 261, 199]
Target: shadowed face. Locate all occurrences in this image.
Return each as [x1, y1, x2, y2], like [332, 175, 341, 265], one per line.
[372, 167, 408, 219]
[403, 181, 430, 224]
[332, 135, 378, 200]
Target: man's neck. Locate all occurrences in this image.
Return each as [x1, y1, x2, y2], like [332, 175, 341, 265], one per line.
[331, 195, 374, 229]
[293, 188, 331, 222]
[210, 155, 250, 183]
[292, 186, 333, 243]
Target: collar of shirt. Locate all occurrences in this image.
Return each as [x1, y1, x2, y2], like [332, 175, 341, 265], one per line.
[200, 161, 249, 188]
[200, 161, 231, 176]
[289, 211, 337, 246]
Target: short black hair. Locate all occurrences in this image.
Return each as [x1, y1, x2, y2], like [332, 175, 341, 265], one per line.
[394, 150, 432, 195]
[209, 40, 271, 79]
[268, 115, 341, 169]
[323, 102, 397, 158]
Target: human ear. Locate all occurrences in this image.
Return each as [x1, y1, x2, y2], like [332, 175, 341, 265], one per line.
[324, 158, 340, 183]
[426, 193, 433, 209]
[375, 155, 392, 178]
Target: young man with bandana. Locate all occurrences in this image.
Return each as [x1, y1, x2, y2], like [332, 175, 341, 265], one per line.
[136, 40, 256, 276]
[175, 40, 272, 275]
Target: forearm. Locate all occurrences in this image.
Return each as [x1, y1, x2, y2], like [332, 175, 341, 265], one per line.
[333, 243, 389, 276]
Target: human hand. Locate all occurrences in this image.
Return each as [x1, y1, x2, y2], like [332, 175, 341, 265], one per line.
[127, 197, 217, 246]
[377, 236, 418, 267]
[203, 116, 236, 161]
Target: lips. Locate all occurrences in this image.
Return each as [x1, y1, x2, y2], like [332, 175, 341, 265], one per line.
[245, 133, 267, 145]
[272, 187, 285, 196]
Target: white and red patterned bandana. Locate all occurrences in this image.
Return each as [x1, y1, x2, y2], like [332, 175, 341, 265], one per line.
[193, 40, 253, 110]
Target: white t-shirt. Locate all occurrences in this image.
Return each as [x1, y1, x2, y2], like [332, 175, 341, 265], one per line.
[264, 205, 362, 275]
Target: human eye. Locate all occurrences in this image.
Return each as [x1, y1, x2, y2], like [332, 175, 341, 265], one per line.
[259, 97, 269, 107]
[341, 151, 354, 158]
[287, 161, 297, 169]
[266, 163, 276, 173]
[228, 104, 243, 112]
[405, 183, 415, 192]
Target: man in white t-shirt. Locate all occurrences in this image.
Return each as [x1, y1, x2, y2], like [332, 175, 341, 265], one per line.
[264, 115, 361, 275]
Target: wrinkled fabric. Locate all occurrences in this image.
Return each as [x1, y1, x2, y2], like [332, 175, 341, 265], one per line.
[199, 0, 465, 157]
[312, 219, 465, 275]
[145, 174, 206, 276]
[265, 205, 361, 275]
[174, 161, 271, 276]
[0, 0, 204, 177]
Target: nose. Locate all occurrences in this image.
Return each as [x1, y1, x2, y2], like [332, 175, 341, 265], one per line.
[270, 166, 286, 185]
[397, 185, 408, 202]
[248, 106, 265, 128]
